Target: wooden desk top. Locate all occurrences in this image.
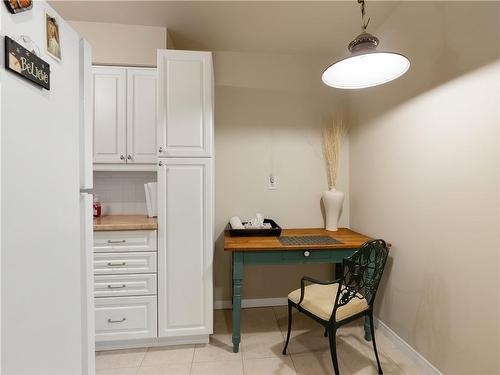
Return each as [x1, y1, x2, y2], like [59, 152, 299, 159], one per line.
[224, 228, 371, 252]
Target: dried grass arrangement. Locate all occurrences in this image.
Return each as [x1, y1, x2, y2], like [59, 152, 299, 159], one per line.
[323, 118, 347, 190]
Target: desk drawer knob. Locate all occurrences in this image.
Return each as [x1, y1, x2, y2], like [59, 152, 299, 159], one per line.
[304, 251, 310, 257]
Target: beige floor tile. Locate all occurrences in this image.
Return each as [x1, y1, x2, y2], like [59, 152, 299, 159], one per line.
[96, 368, 138, 375]
[337, 336, 403, 375]
[243, 356, 297, 375]
[241, 331, 288, 359]
[137, 363, 191, 375]
[190, 360, 244, 375]
[141, 345, 195, 367]
[95, 348, 147, 370]
[274, 306, 324, 334]
[292, 350, 351, 375]
[193, 334, 241, 362]
[242, 307, 282, 334]
[381, 347, 425, 375]
[286, 329, 331, 355]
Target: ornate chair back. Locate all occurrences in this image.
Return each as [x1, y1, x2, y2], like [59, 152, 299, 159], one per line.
[333, 239, 389, 321]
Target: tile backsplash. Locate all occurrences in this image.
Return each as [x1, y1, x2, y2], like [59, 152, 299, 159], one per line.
[93, 171, 157, 215]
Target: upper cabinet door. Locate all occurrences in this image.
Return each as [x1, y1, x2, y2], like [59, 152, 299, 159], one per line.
[127, 69, 157, 164]
[157, 50, 213, 158]
[93, 67, 127, 164]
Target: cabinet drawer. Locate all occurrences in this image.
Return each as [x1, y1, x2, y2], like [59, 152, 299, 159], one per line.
[94, 252, 157, 275]
[94, 274, 157, 297]
[95, 296, 157, 342]
[94, 230, 157, 252]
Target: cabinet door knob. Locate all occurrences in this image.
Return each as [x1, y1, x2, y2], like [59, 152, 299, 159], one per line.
[127, 154, 133, 160]
[304, 251, 310, 257]
[158, 147, 164, 153]
[158, 161, 164, 167]
[119, 154, 125, 161]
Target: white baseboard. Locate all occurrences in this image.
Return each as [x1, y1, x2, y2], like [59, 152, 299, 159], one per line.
[96, 334, 209, 351]
[214, 297, 288, 310]
[375, 318, 442, 375]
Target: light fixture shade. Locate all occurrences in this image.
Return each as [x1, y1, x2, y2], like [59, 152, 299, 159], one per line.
[322, 51, 410, 89]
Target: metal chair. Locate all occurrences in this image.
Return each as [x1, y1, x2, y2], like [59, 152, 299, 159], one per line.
[282, 239, 389, 375]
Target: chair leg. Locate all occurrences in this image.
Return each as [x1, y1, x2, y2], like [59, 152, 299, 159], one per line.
[369, 312, 383, 375]
[324, 327, 328, 337]
[328, 327, 340, 375]
[282, 302, 293, 355]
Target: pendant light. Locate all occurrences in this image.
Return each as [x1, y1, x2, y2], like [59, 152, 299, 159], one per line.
[322, 0, 410, 89]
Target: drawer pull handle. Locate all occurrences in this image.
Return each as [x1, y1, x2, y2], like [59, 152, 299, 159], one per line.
[304, 251, 310, 257]
[108, 318, 126, 323]
[107, 239, 126, 244]
[107, 262, 126, 267]
[107, 284, 126, 289]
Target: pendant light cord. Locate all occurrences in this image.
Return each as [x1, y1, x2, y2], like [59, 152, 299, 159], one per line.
[358, 0, 370, 32]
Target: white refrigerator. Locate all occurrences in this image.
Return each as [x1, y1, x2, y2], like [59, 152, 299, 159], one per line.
[0, 2, 94, 374]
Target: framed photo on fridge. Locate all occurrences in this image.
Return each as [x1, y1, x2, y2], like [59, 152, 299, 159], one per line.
[45, 11, 61, 61]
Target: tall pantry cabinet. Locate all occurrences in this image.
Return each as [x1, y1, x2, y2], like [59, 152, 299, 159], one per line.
[157, 50, 214, 339]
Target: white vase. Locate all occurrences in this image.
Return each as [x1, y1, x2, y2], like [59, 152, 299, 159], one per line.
[322, 188, 345, 231]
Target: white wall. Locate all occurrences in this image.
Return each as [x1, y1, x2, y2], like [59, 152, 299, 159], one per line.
[69, 20, 166, 66]
[213, 51, 349, 301]
[348, 2, 500, 373]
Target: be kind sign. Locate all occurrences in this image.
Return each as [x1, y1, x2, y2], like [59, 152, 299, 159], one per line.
[5, 36, 50, 90]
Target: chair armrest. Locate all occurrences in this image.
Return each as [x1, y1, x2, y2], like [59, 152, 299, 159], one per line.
[298, 276, 341, 305]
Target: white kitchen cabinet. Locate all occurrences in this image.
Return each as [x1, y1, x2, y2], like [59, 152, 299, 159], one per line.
[94, 274, 157, 298]
[127, 68, 157, 164]
[95, 296, 157, 341]
[94, 230, 157, 253]
[157, 158, 213, 337]
[94, 229, 158, 344]
[157, 50, 213, 158]
[94, 252, 157, 275]
[93, 66, 157, 167]
[93, 67, 127, 164]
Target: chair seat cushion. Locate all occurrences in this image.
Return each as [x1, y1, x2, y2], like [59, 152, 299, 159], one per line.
[288, 283, 368, 322]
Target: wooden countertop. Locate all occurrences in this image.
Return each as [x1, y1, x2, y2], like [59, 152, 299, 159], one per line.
[224, 228, 371, 251]
[93, 215, 158, 231]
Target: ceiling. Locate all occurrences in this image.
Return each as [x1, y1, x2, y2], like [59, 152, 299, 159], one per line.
[50, 1, 400, 56]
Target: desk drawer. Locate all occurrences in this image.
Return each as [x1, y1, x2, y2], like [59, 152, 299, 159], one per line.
[94, 230, 157, 253]
[94, 274, 157, 297]
[281, 250, 333, 262]
[94, 252, 157, 275]
[95, 296, 157, 342]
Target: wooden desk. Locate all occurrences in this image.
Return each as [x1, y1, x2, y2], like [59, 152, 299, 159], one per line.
[224, 228, 372, 353]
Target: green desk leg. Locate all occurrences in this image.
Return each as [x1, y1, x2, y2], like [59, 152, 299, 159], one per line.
[364, 316, 372, 341]
[232, 252, 243, 353]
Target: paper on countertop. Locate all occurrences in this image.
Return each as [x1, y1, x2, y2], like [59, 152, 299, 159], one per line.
[144, 182, 158, 218]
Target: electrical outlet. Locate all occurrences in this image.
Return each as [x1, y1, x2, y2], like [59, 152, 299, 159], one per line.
[268, 174, 277, 190]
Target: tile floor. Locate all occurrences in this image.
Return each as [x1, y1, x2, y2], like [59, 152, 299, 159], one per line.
[96, 307, 425, 375]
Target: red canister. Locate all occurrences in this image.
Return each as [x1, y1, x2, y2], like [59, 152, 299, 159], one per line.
[93, 195, 102, 218]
